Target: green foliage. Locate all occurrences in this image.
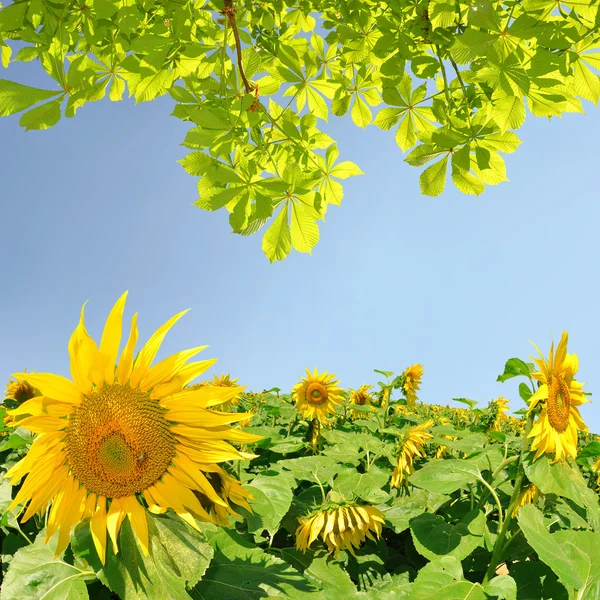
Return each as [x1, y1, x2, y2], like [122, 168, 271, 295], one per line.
[1, 359, 600, 598]
[1, 0, 599, 259]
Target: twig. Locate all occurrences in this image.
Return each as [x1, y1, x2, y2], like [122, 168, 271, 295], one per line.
[222, 0, 253, 94]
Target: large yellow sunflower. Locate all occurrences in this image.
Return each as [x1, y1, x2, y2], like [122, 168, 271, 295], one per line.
[390, 419, 433, 487]
[527, 332, 588, 463]
[402, 364, 423, 405]
[4, 293, 260, 563]
[292, 369, 343, 424]
[296, 503, 384, 558]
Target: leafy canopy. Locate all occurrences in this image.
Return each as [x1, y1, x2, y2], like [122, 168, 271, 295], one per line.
[1, 0, 599, 260]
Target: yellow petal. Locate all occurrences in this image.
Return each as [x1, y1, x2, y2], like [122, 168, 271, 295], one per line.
[15, 415, 67, 433]
[139, 347, 209, 392]
[151, 359, 217, 398]
[11, 373, 81, 406]
[117, 312, 139, 385]
[106, 498, 126, 554]
[121, 496, 149, 556]
[166, 407, 252, 427]
[171, 453, 228, 507]
[161, 384, 243, 410]
[7, 396, 73, 418]
[91, 496, 107, 564]
[68, 302, 102, 394]
[99, 292, 128, 385]
[129, 310, 189, 388]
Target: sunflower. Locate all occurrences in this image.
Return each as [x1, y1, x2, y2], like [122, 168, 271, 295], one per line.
[296, 503, 384, 558]
[4, 376, 38, 404]
[347, 385, 374, 419]
[489, 397, 510, 432]
[390, 419, 433, 487]
[3, 376, 40, 427]
[527, 332, 588, 463]
[512, 483, 542, 516]
[292, 369, 344, 424]
[209, 373, 242, 410]
[402, 364, 423, 405]
[4, 292, 261, 563]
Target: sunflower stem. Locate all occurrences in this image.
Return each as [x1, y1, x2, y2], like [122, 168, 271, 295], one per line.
[482, 410, 535, 584]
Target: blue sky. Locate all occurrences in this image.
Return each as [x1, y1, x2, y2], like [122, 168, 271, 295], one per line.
[2, 58, 600, 432]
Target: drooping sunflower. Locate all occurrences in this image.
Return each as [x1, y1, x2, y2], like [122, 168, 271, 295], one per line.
[527, 332, 588, 463]
[489, 396, 510, 432]
[292, 369, 344, 424]
[390, 419, 433, 487]
[402, 364, 423, 405]
[512, 483, 542, 516]
[296, 503, 384, 558]
[347, 384, 374, 419]
[4, 293, 260, 563]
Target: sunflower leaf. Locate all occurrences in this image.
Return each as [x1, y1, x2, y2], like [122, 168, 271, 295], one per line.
[0, 530, 91, 600]
[190, 527, 323, 599]
[524, 456, 600, 530]
[517, 504, 600, 596]
[72, 512, 213, 600]
[410, 509, 486, 562]
[240, 473, 295, 538]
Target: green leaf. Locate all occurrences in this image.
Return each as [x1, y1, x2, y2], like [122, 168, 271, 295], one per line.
[191, 528, 320, 599]
[411, 558, 485, 600]
[517, 504, 600, 597]
[409, 459, 481, 495]
[419, 156, 449, 197]
[351, 95, 372, 128]
[410, 509, 486, 562]
[19, 97, 62, 131]
[382, 489, 450, 534]
[373, 107, 403, 130]
[0, 531, 91, 600]
[451, 166, 484, 196]
[0, 79, 61, 117]
[262, 203, 291, 263]
[290, 201, 319, 254]
[333, 467, 390, 504]
[429, 0, 456, 29]
[276, 549, 357, 595]
[72, 512, 213, 600]
[278, 456, 338, 486]
[396, 115, 417, 152]
[492, 95, 526, 132]
[497, 358, 531, 383]
[179, 152, 213, 177]
[483, 575, 516, 600]
[524, 456, 600, 530]
[508, 562, 568, 599]
[242, 473, 294, 538]
[329, 161, 364, 179]
[577, 441, 600, 463]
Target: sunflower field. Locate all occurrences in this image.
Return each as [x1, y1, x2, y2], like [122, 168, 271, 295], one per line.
[0, 295, 599, 599]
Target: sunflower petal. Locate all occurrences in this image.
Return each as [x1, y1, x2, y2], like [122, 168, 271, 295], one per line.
[11, 373, 81, 406]
[121, 496, 149, 556]
[90, 496, 107, 564]
[129, 310, 189, 388]
[99, 292, 128, 385]
[117, 312, 139, 385]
